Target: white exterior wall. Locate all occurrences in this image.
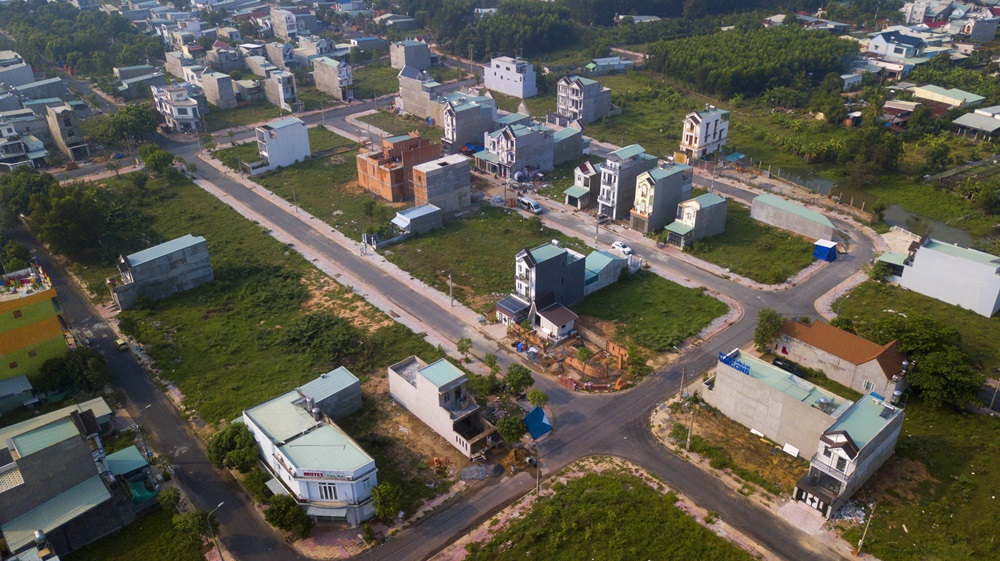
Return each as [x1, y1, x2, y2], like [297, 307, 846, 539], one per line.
[483, 57, 537, 98]
[778, 339, 902, 397]
[257, 120, 311, 170]
[895, 246, 1000, 317]
[388, 362, 474, 456]
[680, 110, 729, 159]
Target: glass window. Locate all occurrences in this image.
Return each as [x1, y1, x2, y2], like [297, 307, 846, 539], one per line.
[318, 482, 337, 500]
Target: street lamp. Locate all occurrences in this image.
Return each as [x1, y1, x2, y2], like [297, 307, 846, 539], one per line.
[686, 404, 698, 451]
[128, 424, 151, 459]
[208, 502, 224, 560]
[835, 294, 850, 315]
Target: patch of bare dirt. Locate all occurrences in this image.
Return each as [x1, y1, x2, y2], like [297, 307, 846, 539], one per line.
[339, 179, 365, 196]
[301, 272, 393, 333]
[859, 456, 935, 505]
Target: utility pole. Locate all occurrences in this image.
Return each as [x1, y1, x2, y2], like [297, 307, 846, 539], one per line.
[535, 444, 541, 501]
[449, 273, 453, 306]
[679, 365, 687, 399]
[686, 406, 696, 451]
[594, 216, 599, 245]
[292, 184, 298, 214]
[857, 502, 877, 556]
[320, 100, 325, 126]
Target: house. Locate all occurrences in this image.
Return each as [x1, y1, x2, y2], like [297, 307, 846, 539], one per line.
[114, 65, 157, 81]
[245, 55, 276, 78]
[0, 119, 48, 171]
[664, 193, 727, 249]
[585, 56, 634, 76]
[0, 62, 34, 89]
[44, 105, 90, 162]
[356, 133, 441, 202]
[313, 57, 354, 102]
[795, 393, 904, 518]
[264, 42, 297, 71]
[0, 398, 152, 557]
[563, 161, 601, 209]
[412, 154, 471, 213]
[474, 122, 558, 179]
[868, 30, 927, 58]
[678, 106, 730, 161]
[583, 250, 627, 296]
[387, 357, 495, 456]
[294, 36, 336, 67]
[596, 144, 657, 221]
[1, 263, 68, 377]
[242, 117, 311, 175]
[117, 72, 166, 100]
[703, 350, 853, 459]
[960, 15, 999, 42]
[206, 47, 244, 74]
[350, 36, 387, 51]
[151, 84, 202, 132]
[535, 304, 579, 340]
[514, 243, 585, 309]
[750, 194, 835, 241]
[243, 368, 376, 525]
[909, 84, 984, 108]
[164, 51, 195, 79]
[201, 72, 237, 109]
[953, 108, 1000, 139]
[554, 75, 611, 126]
[483, 56, 537, 99]
[13, 78, 67, 101]
[877, 237, 1000, 317]
[629, 163, 693, 234]
[441, 91, 497, 155]
[391, 204, 443, 235]
[396, 66, 444, 118]
[777, 320, 909, 398]
[390, 39, 431, 71]
[373, 13, 420, 31]
[0, 375, 32, 416]
[108, 235, 214, 311]
[270, 9, 299, 40]
[264, 70, 302, 112]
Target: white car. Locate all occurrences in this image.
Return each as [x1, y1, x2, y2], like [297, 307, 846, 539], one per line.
[612, 241, 633, 256]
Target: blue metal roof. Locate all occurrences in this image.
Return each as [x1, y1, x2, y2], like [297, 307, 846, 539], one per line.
[298, 367, 359, 403]
[126, 235, 206, 267]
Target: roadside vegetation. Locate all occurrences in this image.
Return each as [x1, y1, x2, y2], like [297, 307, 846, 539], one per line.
[204, 102, 284, 132]
[356, 109, 443, 139]
[352, 62, 400, 100]
[67, 508, 203, 561]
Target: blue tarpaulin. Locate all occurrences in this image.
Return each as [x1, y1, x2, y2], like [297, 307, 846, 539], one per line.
[524, 407, 552, 440]
[813, 239, 838, 262]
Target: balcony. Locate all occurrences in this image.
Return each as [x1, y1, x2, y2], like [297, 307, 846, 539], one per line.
[808, 453, 851, 484]
[444, 395, 480, 421]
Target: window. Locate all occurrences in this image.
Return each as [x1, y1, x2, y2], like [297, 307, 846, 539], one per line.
[863, 380, 874, 391]
[177, 108, 188, 116]
[835, 456, 847, 472]
[318, 482, 337, 500]
[8, 362, 16, 370]
[362, 478, 371, 490]
[822, 446, 831, 458]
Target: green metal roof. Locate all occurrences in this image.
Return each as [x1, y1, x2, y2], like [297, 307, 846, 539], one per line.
[1, 475, 111, 551]
[418, 358, 466, 388]
[690, 193, 725, 207]
[473, 150, 499, 163]
[553, 127, 580, 141]
[262, 117, 303, 130]
[298, 367, 359, 403]
[244, 390, 317, 443]
[608, 144, 646, 160]
[585, 250, 624, 276]
[278, 424, 373, 473]
[924, 239, 1000, 267]
[9, 417, 79, 458]
[563, 185, 589, 198]
[827, 394, 901, 450]
[0, 398, 111, 446]
[753, 194, 833, 228]
[529, 243, 567, 264]
[385, 133, 413, 143]
[127, 235, 206, 267]
[106, 445, 149, 476]
[734, 354, 845, 407]
[646, 163, 691, 180]
[877, 252, 907, 266]
[496, 113, 528, 125]
[665, 221, 694, 235]
[565, 75, 598, 86]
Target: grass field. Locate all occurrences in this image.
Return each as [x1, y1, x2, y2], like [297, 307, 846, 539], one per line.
[465, 471, 755, 561]
[574, 270, 728, 352]
[353, 62, 400, 99]
[296, 86, 340, 111]
[680, 199, 816, 285]
[488, 90, 557, 119]
[212, 126, 355, 171]
[204, 102, 284, 132]
[67, 508, 203, 561]
[383, 206, 591, 312]
[356, 109, 443, 139]
[834, 281, 1000, 370]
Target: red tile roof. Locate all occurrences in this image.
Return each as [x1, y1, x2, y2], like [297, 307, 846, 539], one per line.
[780, 320, 906, 380]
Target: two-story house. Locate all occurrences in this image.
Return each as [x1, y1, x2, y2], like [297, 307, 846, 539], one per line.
[313, 57, 354, 101]
[795, 394, 904, 518]
[387, 357, 494, 456]
[243, 368, 376, 525]
[867, 30, 926, 59]
[483, 56, 537, 99]
[629, 163, 693, 234]
[664, 193, 727, 249]
[151, 83, 202, 132]
[563, 160, 601, 209]
[678, 106, 730, 161]
[596, 144, 657, 221]
[554, 75, 612, 126]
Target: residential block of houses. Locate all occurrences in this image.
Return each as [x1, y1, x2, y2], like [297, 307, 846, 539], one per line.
[483, 56, 537, 99]
[867, 30, 927, 58]
[243, 367, 376, 525]
[244, 117, 311, 175]
[1, 264, 68, 378]
[473, 121, 583, 179]
[795, 393, 904, 518]
[776, 320, 909, 398]
[678, 106, 730, 161]
[596, 144, 657, 221]
[313, 57, 353, 101]
[629, 163, 693, 234]
[356, 133, 441, 202]
[387, 357, 494, 457]
[554, 75, 611, 126]
[750, 194, 834, 241]
[390, 39, 431, 71]
[108, 234, 214, 311]
[0, 118, 47, 171]
[151, 83, 202, 132]
[412, 154, 471, 213]
[664, 193, 727, 249]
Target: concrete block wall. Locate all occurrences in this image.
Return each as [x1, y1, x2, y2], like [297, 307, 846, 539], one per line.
[750, 200, 834, 241]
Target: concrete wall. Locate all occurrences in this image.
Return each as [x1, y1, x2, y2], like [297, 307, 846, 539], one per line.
[702, 360, 838, 458]
[165, 52, 194, 79]
[0, 63, 35, 88]
[314, 59, 353, 101]
[413, 155, 470, 213]
[552, 129, 583, 167]
[397, 73, 446, 121]
[691, 201, 727, 241]
[483, 58, 536, 98]
[750, 199, 834, 241]
[113, 239, 213, 310]
[206, 49, 245, 74]
[114, 65, 156, 81]
[202, 73, 237, 109]
[390, 42, 430, 70]
[246, 55, 275, 77]
[895, 244, 1000, 317]
[315, 382, 362, 421]
[533, 251, 585, 306]
[387, 358, 475, 457]
[120, 74, 167, 99]
[778, 338, 902, 398]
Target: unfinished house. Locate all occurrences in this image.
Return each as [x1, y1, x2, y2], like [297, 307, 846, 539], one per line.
[390, 39, 431, 70]
[44, 105, 89, 161]
[108, 234, 214, 310]
[355, 133, 440, 202]
[313, 57, 353, 102]
[264, 70, 302, 112]
[411, 154, 470, 213]
[387, 357, 494, 456]
[202, 72, 237, 109]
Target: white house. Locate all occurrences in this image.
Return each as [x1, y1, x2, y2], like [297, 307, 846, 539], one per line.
[245, 117, 311, 175]
[387, 357, 494, 456]
[242, 368, 376, 525]
[878, 238, 1000, 317]
[151, 83, 201, 132]
[678, 106, 729, 161]
[483, 56, 537, 99]
[867, 30, 927, 58]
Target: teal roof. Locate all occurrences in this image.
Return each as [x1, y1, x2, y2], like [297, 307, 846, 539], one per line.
[565, 75, 598, 86]
[1, 475, 111, 551]
[608, 144, 647, 161]
[244, 390, 318, 443]
[298, 367, 359, 403]
[9, 417, 78, 458]
[278, 424, 373, 473]
[473, 150, 499, 163]
[496, 112, 529, 125]
[127, 234, 206, 267]
[690, 193, 725, 207]
[262, 117, 303, 130]
[827, 393, 901, 450]
[646, 163, 691, 180]
[923, 239, 1000, 267]
[386, 133, 413, 143]
[553, 127, 580, 141]
[665, 221, 694, 235]
[106, 445, 149, 476]
[529, 243, 567, 264]
[877, 252, 907, 266]
[585, 250, 624, 275]
[0, 398, 111, 447]
[396, 40, 424, 47]
[730, 354, 846, 408]
[563, 185, 589, 198]
[753, 194, 833, 229]
[419, 359, 466, 388]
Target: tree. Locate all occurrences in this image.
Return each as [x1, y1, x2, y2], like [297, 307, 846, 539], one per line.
[908, 347, 983, 409]
[109, 103, 160, 140]
[456, 337, 472, 361]
[106, 161, 121, 177]
[207, 423, 259, 473]
[36, 348, 109, 392]
[527, 388, 549, 408]
[0, 167, 58, 217]
[370, 481, 403, 521]
[504, 363, 534, 395]
[483, 353, 499, 376]
[172, 510, 216, 538]
[495, 414, 525, 444]
[753, 308, 784, 353]
[198, 132, 216, 150]
[158, 487, 181, 512]
[265, 495, 313, 538]
[2, 240, 31, 274]
[140, 146, 176, 175]
[868, 260, 894, 281]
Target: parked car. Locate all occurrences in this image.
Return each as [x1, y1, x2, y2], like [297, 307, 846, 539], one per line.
[771, 357, 804, 376]
[115, 338, 128, 351]
[517, 196, 543, 214]
[611, 241, 633, 255]
[597, 213, 610, 224]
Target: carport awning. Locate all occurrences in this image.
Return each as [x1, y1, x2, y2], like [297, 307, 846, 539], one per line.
[563, 185, 589, 198]
[665, 221, 694, 235]
[306, 505, 347, 518]
[473, 150, 499, 163]
[877, 252, 907, 266]
[265, 478, 290, 496]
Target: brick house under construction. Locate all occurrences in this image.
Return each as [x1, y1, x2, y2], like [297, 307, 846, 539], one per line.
[355, 133, 440, 202]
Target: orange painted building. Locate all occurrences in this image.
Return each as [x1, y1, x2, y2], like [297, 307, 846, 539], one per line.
[355, 132, 440, 202]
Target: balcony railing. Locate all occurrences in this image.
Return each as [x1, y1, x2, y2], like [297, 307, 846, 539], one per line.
[808, 453, 851, 484]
